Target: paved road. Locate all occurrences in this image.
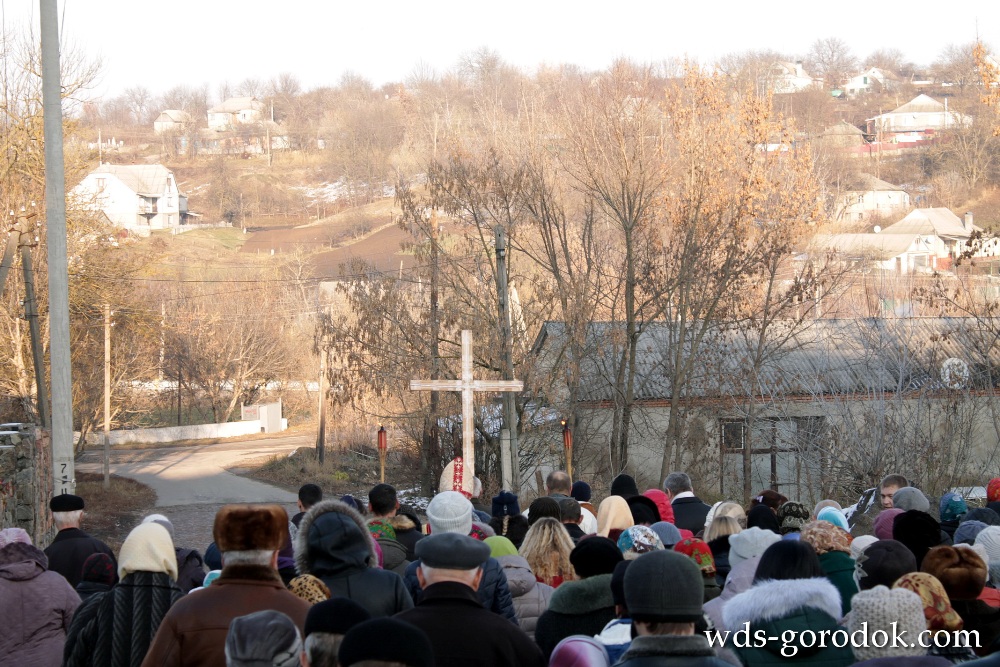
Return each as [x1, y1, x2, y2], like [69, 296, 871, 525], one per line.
[77, 434, 308, 552]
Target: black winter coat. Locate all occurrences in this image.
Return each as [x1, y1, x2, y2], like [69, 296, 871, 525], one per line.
[295, 499, 413, 618]
[615, 634, 733, 667]
[63, 570, 183, 667]
[173, 547, 206, 594]
[708, 535, 732, 587]
[393, 581, 544, 667]
[671, 497, 713, 535]
[533, 573, 616, 659]
[403, 554, 517, 623]
[44, 528, 117, 589]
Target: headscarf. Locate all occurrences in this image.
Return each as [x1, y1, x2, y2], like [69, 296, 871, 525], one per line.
[119, 522, 178, 581]
[799, 520, 852, 555]
[597, 495, 633, 538]
[617, 525, 664, 560]
[746, 504, 780, 534]
[484, 536, 518, 558]
[894, 572, 964, 632]
[816, 507, 849, 531]
[643, 489, 675, 524]
[988, 478, 1000, 503]
[674, 537, 716, 576]
[288, 574, 331, 605]
[367, 519, 396, 541]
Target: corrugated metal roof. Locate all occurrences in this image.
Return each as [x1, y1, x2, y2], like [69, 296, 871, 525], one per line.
[882, 208, 979, 239]
[812, 233, 918, 259]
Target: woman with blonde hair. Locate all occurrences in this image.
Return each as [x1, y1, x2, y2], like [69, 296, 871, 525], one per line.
[519, 518, 577, 588]
[596, 495, 633, 542]
[705, 515, 742, 586]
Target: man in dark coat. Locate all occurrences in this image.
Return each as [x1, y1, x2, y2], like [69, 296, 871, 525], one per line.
[394, 533, 544, 667]
[43, 494, 116, 588]
[664, 472, 712, 535]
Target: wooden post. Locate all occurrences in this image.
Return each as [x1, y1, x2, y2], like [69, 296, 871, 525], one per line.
[316, 345, 327, 464]
[562, 420, 573, 480]
[103, 304, 111, 489]
[378, 426, 387, 483]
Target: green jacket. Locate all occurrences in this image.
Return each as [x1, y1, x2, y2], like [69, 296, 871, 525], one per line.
[818, 550, 857, 617]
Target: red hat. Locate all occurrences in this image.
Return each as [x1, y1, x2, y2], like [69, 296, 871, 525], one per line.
[674, 537, 716, 576]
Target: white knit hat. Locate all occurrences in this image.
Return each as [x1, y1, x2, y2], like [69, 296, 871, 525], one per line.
[976, 526, 1000, 585]
[426, 491, 474, 536]
[728, 527, 781, 567]
[119, 522, 178, 581]
[850, 535, 879, 560]
[848, 586, 925, 661]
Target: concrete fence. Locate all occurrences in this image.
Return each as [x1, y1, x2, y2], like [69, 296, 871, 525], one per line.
[86, 418, 288, 446]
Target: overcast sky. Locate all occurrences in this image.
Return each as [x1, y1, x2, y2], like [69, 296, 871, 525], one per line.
[8, 1, 1000, 99]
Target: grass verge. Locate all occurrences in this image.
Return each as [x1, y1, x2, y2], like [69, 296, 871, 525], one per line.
[76, 472, 158, 552]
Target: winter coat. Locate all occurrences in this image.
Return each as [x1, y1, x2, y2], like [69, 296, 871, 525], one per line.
[952, 599, 1000, 656]
[705, 555, 759, 631]
[488, 514, 530, 549]
[63, 571, 183, 667]
[139, 563, 309, 667]
[43, 528, 116, 589]
[394, 581, 543, 666]
[376, 537, 411, 576]
[295, 499, 413, 618]
[389, 513, 424, 561]
[722, 577, 854, 667]
[709, 535, 733, 587]
[404, 554, 517, 622]
[671, 496, 713, 535]
[74, 581, 110, 602]
[496, 554, 553, 639]
[173, 547, 206, 594]
[594, 618, 632, 664]
[817, 550, 858, 616]
[0, 542, 79, 666]
[534, 573, 616, 659]
[615, 634, 733, 667]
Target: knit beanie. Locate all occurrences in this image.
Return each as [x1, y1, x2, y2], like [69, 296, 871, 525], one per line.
[425, 491, 473, 536]
[338, 618, 434, 667]
[729, 527, 782, 567]
[674, 537, 717, 577]
[816, 507, 849, 531]
[80, 552, 117, 586]
[649, 521, 682, 547]
[610, 559, 631, 607]
[119, 522, 178, 581]
[940, 492, 969, 523]
[491, 491, 520, 518]
[954, 520, 988, 545]
[550, 636, 612, 667]
[367, 519, 396, 541]
[892, 487, 931, 512]
[624, 550, 704, 622]
[848, 586, 926, 661]
[339, 494, 362, 512]
[893, 510, 941, 566]
[570, 536, 624, 578]
[484, 536, 518, 558]
[977, 525, 1000, 585]
[288, 574, 330, 605]
[571, 481, 592, 503]
[850, 535, 879, 560]
[963, 507, 1000, 526]
[610, 473, 640, 499]
[777, 501, 810, 535]
[0, 527, 32, 549]
[855, 539, 918, 591]
[142, 513, 175, 539]
[894, 572, 965, 632]
[989, 478, 1000, 503]
[305, 597, 371, 638]
[921, 545, 988, 601]
[617, 525, 665, 560]
[226, 610, 302, 667]
[874, 509, 904, 540]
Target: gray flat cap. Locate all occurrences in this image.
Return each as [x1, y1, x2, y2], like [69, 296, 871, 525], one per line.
[416, 532, 490, 569]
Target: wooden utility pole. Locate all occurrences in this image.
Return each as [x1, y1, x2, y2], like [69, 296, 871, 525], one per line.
[316, 343, 327, 464]
[494, 227, 519, 491]
[103, 304, 111, 489]
[421, 210, 441, 492]
[20, 224, 49, 430]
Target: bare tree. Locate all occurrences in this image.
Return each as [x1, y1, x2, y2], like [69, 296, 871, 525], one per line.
[806, 37, 859, 87]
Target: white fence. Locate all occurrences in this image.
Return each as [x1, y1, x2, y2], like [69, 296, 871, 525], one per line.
[86, 418, 288, 446]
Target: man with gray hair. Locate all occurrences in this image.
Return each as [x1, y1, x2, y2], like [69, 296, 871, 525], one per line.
[663, 472, 712, 535]
[43, 493, 116, 588]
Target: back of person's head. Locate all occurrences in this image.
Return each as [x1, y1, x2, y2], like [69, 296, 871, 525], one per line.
[304, 597, 371, 666]
[881, 474, 908, 490]
[624, 550, 705, 630]
[527, 497, 561, 525]
[570, 536, 623, 578]
[921, 545, 988, 601]
[338, 618, 434, 667]
[558, 497, 582, 524]
[521, 517, 576, 583]
[226, 610, 302, 667]
[549, 636, 612, 667]
[892, 487, 930, 513]
[367, 484, 397, 516]
[119, 522, 178, 581]
[80, 552, 117, 587]
[424, 491, 473, 535]
[776, 501, 810, 535]
[753, 540, 824, 583]
[571, 481, 592, 503]
[849, 586, 926, 661]
[299, 484, 323, 509]
[546, 470, 573, 495]
[663, 472, 693, 496]
[856, 539, 918, 591]
[750, 489, 787, 511]
[712, 501, 747, 529]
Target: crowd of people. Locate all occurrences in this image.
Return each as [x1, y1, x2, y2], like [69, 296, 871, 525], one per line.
[8, 469, 1000, 666]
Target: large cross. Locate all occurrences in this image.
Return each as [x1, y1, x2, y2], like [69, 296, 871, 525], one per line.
[410, 329, 523, 494]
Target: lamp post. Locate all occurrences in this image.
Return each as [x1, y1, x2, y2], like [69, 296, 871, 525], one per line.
[562, 419, 573, 480]
[378, 425, 387, 483]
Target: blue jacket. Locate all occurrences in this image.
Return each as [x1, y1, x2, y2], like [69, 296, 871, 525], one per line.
[403, 555, 517, 623]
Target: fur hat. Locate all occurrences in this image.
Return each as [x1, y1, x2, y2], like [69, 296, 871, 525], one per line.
[940, 492, 969, 523]
[921, 545, 988, 601]
[425, 491, 474, 536]
[893, 510, 941, 566]
[849, 586, 926, 661]
[729, 527, 782, 567]
[892, 487, 930, 512]
[610, 473, 640, 499]
[777, 501, 810, 535]
[954, 520, 988, 546]
[874, 509, 904, 540]
[338, 618, 434, 667]
[214, 504, 288, 552]
[856, 539, 917, 591]
[226, 610, 302, 667]
[570, 536, 623, 578]
[626, 495, 660, 525]
[491, 491, 520, 518]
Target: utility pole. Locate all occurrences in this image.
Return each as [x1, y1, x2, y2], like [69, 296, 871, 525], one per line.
[316, 341, 327, 465]
[18, 217, 49, 430]
[103, 304, 111, 489]
[494, 226, 519, 491]
[41, 0, 75, 496]
[423, 210, 441, 492]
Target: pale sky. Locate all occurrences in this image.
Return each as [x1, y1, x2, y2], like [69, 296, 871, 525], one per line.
[7, 0, 1000, 100]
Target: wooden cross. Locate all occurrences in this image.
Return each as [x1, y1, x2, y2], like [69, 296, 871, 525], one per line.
[410, 330, 523, 494]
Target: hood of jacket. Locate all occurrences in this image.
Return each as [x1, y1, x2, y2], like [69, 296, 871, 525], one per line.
[547, 573, 615, 614]
[0, 542, 47, 581]
[389, 513, 418, 534]
[496, 554, 537, 597]
[295, 499, 377, 578]
[723, 576, 842, 631]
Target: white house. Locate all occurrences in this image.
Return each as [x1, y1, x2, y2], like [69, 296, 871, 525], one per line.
[767, 61, 817, 94]
[207, 97, 265, 131]
[843, 67, 899, 97]
[881, 208, 981, 258]
[72, 164, 188, 236]
[152, 110, 192, 134]
[835, 175, 911, 222]
[866, 94, 972, 142]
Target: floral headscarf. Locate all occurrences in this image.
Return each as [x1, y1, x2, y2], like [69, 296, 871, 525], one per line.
[894, 572, 964, 632]
[799, 520, 852, 555]
[989, 478, 1000, 504]
[674, 537, 717, 576]
[616, 525, 664, 560]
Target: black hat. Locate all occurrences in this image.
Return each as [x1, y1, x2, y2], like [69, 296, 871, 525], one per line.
[625, 550, 705, 622]
[627, 495, 660, 525]
[610, 559, 632, 607]
[50, 494, 84, 512]
[610, 474, 640, 499]
[570, 536, 623, 578]
[856, 539, 918, 590]
[415, 532, 490, 569]
[572, 481, 592, 502]
[305, 597, 372, 638]
[338, 618, 434, 667]
[491, 491, 520, 518]
[893, 510, 942, 566]
[963, 507, 1000, 527]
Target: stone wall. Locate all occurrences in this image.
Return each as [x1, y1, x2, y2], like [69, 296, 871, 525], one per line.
[0, 426, 53, 544]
